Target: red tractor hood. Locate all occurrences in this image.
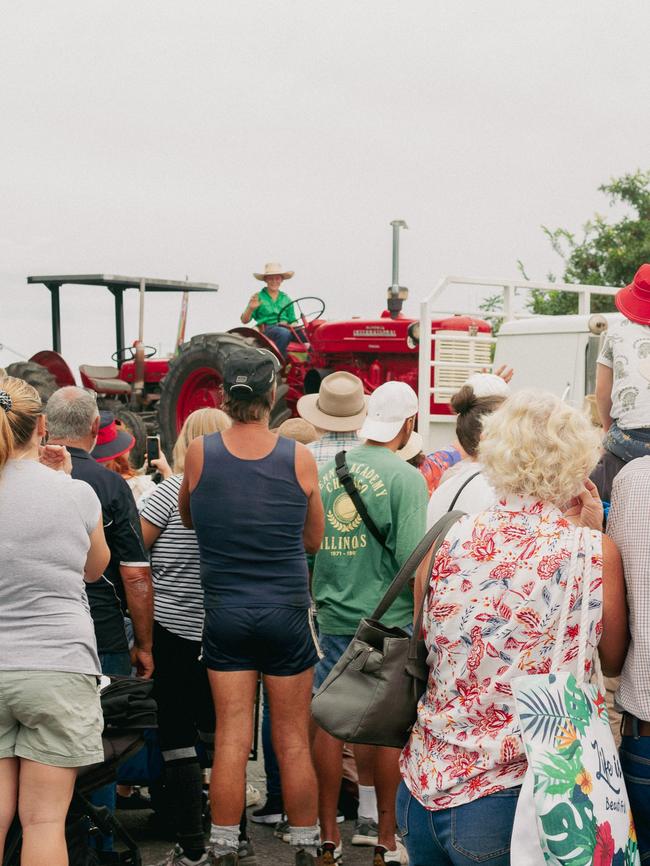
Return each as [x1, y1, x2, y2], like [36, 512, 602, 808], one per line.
[311, 318, 417, 354]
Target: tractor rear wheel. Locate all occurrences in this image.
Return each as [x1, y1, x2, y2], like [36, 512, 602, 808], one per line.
[116, 409, 148, 469]
[157, 333, 252, 454]
[5, 361, 58, 404]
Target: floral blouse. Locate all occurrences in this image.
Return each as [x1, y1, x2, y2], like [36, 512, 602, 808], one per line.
[400, 495, 603, 811]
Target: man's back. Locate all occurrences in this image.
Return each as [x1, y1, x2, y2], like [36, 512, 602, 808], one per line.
[312, 443, 428, 635]
[69, 446, 148, 654]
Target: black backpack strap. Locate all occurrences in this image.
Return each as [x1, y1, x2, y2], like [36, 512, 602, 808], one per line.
[448, 470, 481, 512]
[335, 451, 388, 550]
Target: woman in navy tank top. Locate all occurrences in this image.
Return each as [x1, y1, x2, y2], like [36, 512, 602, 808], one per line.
[180, 347, 324, 866]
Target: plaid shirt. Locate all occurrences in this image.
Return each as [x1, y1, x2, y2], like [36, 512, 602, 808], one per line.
[307, 431, 362, 468]
[608, 456, 650, 722]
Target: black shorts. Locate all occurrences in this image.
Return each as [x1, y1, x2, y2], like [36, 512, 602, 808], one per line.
[202, 606, 321, 676]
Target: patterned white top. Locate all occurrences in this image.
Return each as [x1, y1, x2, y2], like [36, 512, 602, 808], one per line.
[400, 495, 603, 810]
[608, 456, 650, 722]
[597, 317, 650, 429]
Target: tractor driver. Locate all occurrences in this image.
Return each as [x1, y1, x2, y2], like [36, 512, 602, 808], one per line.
[241, 262, 305, 357]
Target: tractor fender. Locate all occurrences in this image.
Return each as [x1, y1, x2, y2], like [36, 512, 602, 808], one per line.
[227, 326, 284, 363]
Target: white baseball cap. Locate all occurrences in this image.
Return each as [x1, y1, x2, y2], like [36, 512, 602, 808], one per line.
[359, 381, 419, 443]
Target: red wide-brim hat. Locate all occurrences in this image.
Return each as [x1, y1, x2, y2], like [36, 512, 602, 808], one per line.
[615, 264, 650, 326]
[91, 410, 135, 463]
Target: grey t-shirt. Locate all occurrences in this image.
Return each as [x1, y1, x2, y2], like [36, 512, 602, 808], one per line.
[0, 459, 102, 675]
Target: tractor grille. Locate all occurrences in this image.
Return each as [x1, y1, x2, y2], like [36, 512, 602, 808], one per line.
[433, 331, 494, 402]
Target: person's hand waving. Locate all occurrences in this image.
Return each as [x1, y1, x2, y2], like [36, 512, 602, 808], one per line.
[248, 292, 261, 310]
[562, 479, 603, 530]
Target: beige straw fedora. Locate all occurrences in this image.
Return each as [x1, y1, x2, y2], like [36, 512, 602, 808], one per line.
[254, 262, 294, 281]
[397, 431, 424, 462]
[297, 371, 368, 432]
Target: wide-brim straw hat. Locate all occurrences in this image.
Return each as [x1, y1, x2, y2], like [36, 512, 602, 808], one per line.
[297, 371, 368, 432]
[254, 262, 294, 281]
[397, 431, 424, 462]
[615, 264, 650, 326]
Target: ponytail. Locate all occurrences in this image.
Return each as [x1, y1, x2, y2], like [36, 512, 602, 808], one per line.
[0, 377, 42, 475]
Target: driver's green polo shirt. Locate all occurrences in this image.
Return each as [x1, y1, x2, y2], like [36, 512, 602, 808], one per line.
[252, 288, 296, 326]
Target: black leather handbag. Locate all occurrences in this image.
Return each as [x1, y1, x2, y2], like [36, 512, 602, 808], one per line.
[311, 510, 464, 748]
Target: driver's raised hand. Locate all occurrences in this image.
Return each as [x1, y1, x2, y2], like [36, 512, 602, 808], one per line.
[248, 292, 262, 310]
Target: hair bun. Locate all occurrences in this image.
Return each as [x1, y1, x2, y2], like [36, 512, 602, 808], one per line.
[450, 385, 477, 416]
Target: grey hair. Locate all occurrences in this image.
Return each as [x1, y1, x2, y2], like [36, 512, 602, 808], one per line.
[45, 387, 99, 440]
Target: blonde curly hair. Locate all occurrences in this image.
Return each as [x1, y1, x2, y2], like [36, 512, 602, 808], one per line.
[478, 390, 602, 507]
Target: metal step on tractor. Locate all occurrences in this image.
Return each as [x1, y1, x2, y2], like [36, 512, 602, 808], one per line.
[14, 224, 497, 459]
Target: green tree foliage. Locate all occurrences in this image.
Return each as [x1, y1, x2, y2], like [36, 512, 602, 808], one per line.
[480, 170, 650, 322]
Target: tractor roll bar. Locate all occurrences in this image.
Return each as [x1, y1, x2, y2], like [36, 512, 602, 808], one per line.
[27, 274, 219, 359]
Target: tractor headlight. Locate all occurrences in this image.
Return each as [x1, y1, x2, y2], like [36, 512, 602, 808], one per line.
[407, 322, 421, 347]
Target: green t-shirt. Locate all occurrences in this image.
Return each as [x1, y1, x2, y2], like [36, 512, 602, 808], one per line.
[252, 288, 296, 326]
[312, 444, 428, 635]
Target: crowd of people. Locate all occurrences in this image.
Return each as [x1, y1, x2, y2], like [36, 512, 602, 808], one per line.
[1, 263, 650, 866]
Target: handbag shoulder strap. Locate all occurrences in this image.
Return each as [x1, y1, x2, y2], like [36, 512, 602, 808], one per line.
[371, 509, 465, 621]
[335, 451, 388, 550]
[448, 470, 481, 512]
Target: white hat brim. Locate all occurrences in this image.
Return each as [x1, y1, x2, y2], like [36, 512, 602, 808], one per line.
[254, 271, 294, 281]
[397, 431, 424, 462]
[297, 392, 367, 432]
[358, 417, 406, 443]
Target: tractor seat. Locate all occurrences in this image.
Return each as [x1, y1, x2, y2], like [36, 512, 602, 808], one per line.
[79, 365, 131, 395]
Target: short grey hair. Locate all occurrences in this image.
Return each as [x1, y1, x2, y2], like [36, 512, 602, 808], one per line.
[46, 387, 100, 440]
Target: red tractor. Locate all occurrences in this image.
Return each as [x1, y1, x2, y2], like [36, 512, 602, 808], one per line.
[15, 229, 493, 458]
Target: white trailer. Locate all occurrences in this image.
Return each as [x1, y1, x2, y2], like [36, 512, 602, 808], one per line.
[417, 276, 621, 450]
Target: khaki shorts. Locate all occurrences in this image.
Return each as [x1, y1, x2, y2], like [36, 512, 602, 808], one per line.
[0, 671, 104, 768]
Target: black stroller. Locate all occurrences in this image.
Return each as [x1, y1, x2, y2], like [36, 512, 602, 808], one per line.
[2, 677, 157, 866]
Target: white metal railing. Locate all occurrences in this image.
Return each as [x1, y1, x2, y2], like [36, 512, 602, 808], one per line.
[417, 276, 619, 449]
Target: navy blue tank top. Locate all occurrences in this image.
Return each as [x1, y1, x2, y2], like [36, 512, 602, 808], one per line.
[190, 433, 310, 609]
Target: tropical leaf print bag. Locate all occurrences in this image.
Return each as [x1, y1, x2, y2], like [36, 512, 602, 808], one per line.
[511, 528, 639, 866]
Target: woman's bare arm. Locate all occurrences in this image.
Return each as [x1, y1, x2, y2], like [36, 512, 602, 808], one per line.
[141, 517, 162, 551]
[598, 533, 629, 677]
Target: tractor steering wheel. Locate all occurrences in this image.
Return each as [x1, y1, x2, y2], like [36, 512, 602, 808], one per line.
[111, 345, 157, 364]
[274, 296, 326, 330]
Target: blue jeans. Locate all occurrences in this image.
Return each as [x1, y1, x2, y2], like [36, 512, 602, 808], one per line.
[620, 737, 650, 861]
[396, 780, 520, 866]
[604, 423, 650, 462]
[263, 325, 306, 357]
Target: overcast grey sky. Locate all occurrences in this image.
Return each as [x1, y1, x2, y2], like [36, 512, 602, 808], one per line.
[1, 1, 648, 372]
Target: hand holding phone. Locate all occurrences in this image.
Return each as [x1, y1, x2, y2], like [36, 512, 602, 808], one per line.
[146, 436, 161, 470]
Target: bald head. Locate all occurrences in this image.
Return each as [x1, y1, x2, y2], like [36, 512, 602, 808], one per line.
[46, 386, 100, 442]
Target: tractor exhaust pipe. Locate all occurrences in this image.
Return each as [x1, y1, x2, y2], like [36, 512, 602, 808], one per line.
[388, 219, 408, 319]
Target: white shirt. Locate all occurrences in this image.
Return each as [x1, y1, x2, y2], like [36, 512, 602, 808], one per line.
[426, 460, 496, 528]
[607, 456, 650, 721]
[598, 318, 650, 429]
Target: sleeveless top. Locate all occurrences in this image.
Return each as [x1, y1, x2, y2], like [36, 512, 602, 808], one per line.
[400, 494, 603, 810]
[190, 433, 310, 609]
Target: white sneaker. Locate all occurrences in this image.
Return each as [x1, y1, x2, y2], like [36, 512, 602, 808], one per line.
[152, 845, 209, 865]
[321, 841, 343, 864]
[246, 782, 261, 807]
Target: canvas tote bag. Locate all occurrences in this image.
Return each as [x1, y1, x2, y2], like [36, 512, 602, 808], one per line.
[511, 527, 639, 866]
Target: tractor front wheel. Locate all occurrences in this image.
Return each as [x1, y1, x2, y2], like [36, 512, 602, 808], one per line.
[157, 333, 252, 454]
[116, 409, 148, 470]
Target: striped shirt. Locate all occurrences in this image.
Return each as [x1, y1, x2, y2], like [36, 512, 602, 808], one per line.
[607, 456, 650, 722]
[307, 431, 362, 468]
[140, 474, 204, 642]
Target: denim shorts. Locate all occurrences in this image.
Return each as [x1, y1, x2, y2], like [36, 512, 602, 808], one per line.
[313, 633, 355, 692]
[396, 779, 520, 866]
